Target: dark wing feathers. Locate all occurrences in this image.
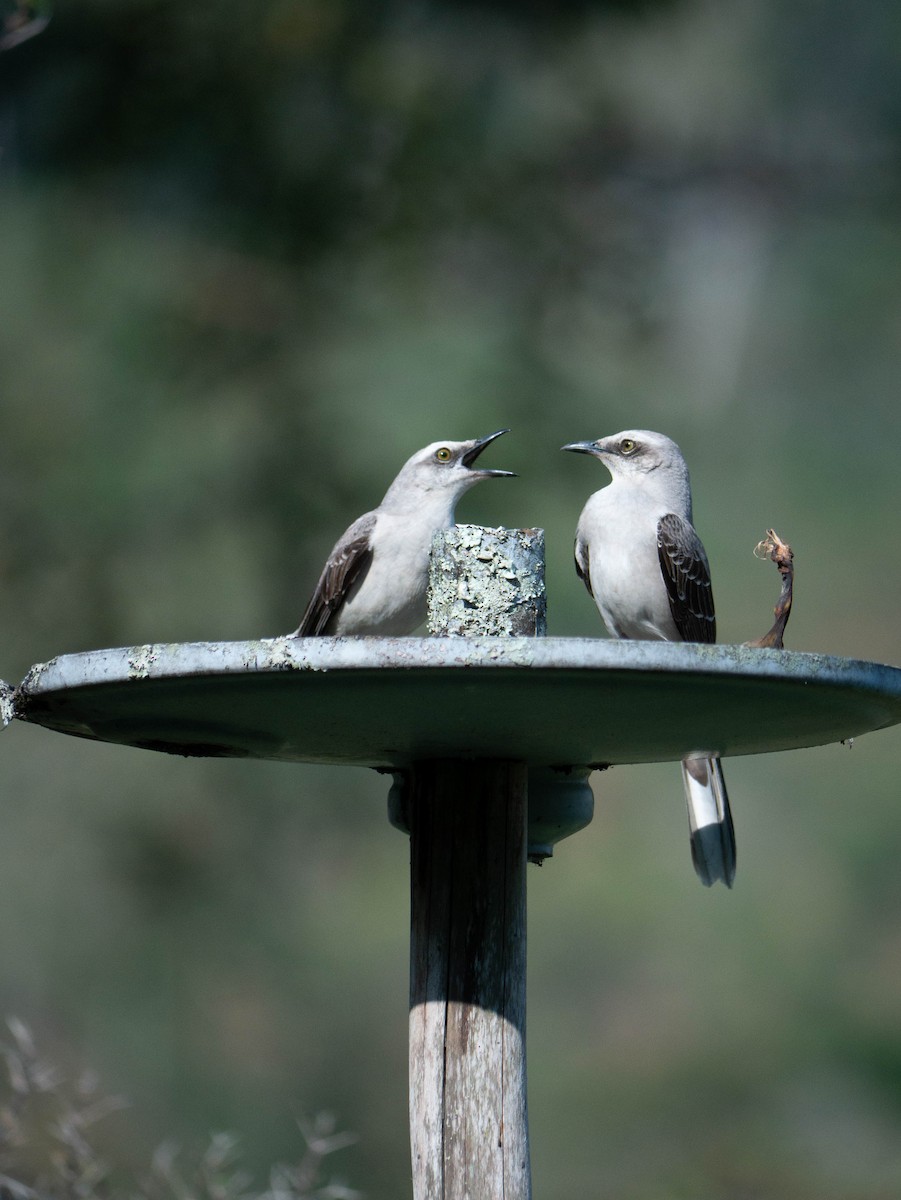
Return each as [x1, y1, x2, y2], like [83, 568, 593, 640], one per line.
[573, 535, 594, 598]
[657, 513, 716, 643]
[294, 513, 376, 636]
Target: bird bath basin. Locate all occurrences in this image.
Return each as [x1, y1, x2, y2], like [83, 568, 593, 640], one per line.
[12, 637, 901, 767]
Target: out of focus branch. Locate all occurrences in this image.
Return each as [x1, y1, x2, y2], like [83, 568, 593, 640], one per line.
[745, 529, 794, 649]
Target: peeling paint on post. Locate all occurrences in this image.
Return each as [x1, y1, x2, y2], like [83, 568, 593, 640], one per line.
[409, 526, 535, 1200]
[428, 524, 546, 637]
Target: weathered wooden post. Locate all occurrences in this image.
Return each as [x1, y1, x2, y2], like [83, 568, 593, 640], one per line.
[407, 758, 530, 1198]
[404, 525, 544, 1200]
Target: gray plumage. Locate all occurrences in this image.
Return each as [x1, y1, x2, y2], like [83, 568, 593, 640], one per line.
[563, 429, 736, 888]
[294, 431, 514, 637]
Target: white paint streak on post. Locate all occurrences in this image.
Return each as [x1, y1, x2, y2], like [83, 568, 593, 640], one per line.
[408, 526, 538, 1200]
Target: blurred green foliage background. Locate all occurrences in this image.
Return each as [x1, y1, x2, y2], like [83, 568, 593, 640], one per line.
[2, 0, 901, 1195]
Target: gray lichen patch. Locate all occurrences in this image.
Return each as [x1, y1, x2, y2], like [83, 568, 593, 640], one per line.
[242, 637, 310, 671]
[127, 645, 160, 679]
[428, 525, 546, 637]
[0, 680, 14, 728]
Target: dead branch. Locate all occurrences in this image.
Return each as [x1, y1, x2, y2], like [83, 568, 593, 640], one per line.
[744, 529, 794, 649]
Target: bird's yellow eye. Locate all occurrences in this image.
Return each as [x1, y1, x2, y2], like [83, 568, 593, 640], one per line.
[435, 447, 452, 462]
[620, 438, 637, 455]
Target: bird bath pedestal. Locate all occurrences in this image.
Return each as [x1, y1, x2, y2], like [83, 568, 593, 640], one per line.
[8, 527, 901, 1200]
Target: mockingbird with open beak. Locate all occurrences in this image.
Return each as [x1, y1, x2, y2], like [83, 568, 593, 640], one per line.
[562, 429, 736, 888]
[293, 431, 515, 637]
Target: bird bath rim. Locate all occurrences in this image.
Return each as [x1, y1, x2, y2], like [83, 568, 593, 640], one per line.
[9, 637, 901, 770]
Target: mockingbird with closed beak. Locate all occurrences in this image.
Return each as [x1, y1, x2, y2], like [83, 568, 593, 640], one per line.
[293, 431, 515, 637]
[562, 429, 736, 888]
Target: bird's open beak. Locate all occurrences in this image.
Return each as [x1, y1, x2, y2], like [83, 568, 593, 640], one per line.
[561, 440, 599, 456]
[462, 429, 516, 476]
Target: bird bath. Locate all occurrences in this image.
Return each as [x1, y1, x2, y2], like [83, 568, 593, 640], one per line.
[7, 528, 901, 1199]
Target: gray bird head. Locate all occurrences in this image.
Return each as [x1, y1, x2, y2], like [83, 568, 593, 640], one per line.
[382, 430, 515, 507]
[561, 429, 687, 480]
[403, 429, 515, 486]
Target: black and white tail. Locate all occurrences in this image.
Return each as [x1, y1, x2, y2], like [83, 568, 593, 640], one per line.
[681, 756, 736, 888]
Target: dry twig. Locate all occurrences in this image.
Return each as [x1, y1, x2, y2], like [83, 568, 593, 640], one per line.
[745, 529, 794, 649]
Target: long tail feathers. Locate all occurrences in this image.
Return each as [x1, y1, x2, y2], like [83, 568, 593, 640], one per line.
[681, 756, 736, 888]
